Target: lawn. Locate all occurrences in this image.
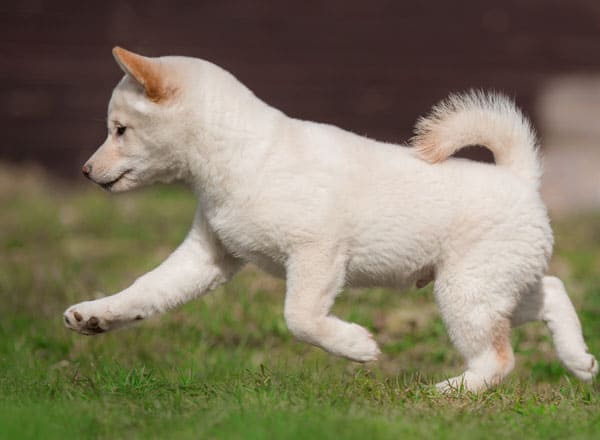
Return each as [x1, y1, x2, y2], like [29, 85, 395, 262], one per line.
[1, 165, 599, 439]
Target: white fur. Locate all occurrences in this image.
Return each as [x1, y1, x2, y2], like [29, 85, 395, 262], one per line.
[64, 52, 597, 392]
[413, 91, 542, 188]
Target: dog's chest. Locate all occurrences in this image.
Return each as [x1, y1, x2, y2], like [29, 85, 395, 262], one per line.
[207, 207, 288, 278]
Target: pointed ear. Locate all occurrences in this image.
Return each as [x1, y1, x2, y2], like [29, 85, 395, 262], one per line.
[112, 47, 173, 102]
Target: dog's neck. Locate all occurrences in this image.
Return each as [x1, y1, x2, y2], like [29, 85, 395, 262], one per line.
[179, 63, 286, 210]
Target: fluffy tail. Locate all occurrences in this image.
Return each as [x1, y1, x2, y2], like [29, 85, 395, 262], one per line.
[412, 90, 541, 189]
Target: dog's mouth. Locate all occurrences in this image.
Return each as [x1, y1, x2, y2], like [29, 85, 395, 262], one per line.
[97, 169, 132, 190]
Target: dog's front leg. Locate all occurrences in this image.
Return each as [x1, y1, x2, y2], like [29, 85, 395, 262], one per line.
[64, 209, 241, 335]
[284, 247, 380, 362]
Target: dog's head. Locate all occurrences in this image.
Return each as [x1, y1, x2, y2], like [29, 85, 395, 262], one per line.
[82, 47, 190, 192]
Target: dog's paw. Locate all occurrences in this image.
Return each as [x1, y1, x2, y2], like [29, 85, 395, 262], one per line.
[565, 353, 599, 382]
[335, 323, 381, 363]
[436, 376, 468, 394]
[435, 372, 491, 394]
[63, 301, 112, 335]
[435, 378, 457, 394]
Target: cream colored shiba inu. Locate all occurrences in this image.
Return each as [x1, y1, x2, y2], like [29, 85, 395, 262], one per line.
[64, 47, 598, 392]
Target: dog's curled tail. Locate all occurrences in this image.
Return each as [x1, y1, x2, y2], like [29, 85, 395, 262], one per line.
[412, 90, 541, 189]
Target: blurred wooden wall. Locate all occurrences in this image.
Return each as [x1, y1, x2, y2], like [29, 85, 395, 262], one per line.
[2, 0, 600, 177]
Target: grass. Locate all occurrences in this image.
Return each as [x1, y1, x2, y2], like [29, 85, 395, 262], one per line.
[1, 164, 599, 439]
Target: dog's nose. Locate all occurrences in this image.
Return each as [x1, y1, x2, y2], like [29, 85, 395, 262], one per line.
[82, 163, 92, 179]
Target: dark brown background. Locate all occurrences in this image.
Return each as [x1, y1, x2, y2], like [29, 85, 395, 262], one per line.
[2, 0, 600, 178]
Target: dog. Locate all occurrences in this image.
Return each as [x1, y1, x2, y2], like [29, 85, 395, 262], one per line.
[64, 47, 598, 392]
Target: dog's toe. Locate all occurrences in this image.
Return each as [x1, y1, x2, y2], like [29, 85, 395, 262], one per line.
[64, 307, 107, 335]
[339, 324, 381, 362]
[567, 353, 599, 381]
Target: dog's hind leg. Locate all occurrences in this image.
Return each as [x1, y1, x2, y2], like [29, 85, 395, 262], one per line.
[512, 276, 598, 381]
[283, 246, 380, 362]
[433, 270, 517, 393]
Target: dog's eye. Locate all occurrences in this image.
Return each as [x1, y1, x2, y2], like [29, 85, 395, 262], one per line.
[116, 126, 127, 136]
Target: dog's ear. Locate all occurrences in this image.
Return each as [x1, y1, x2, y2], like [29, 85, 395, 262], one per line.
[112, 47, 173, 102]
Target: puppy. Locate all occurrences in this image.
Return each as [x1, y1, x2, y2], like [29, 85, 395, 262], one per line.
[64, 47, 598, 392]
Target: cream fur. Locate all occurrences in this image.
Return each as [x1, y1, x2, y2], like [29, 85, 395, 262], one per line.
[64, 49, 598, 392]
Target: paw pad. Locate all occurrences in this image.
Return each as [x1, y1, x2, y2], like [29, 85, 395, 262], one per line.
[64, 309, 106, 335]
[84, 316, 104, 333]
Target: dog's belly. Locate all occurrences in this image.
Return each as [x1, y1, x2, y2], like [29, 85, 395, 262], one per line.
[345, 263, 435, 290]
[244, 251, 286, 279]
[240, 246, 434, 290]
[209, 210, 437, 289]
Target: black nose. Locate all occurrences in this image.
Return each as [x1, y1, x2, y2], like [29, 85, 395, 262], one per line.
[82, 163, 92, 179]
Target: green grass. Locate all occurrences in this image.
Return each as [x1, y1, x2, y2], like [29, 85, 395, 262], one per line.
[1, 165, 599, 439]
